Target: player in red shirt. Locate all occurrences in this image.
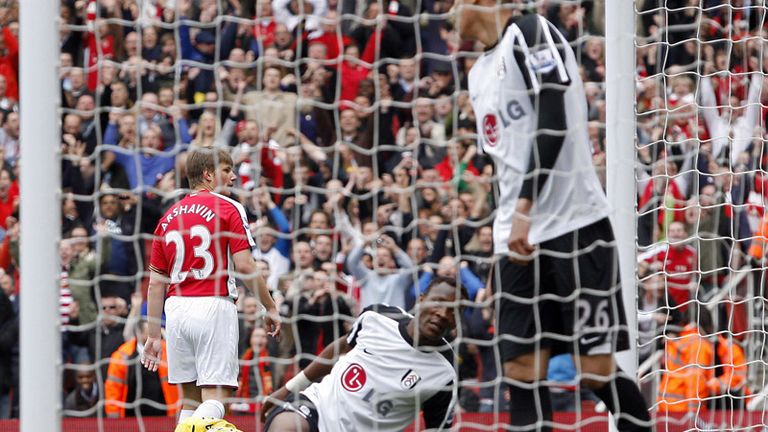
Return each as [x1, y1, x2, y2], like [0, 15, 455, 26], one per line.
[141, 148, 280, 426]
[638, 221, 698, 313]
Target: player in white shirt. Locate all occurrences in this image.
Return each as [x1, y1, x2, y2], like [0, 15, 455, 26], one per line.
[453, 0, 651, 431]
[260, 277, 463, 432]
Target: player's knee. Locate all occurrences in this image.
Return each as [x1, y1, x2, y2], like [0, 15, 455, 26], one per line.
[503, 356, 547, 382]
[577, 354, 615, 390]
[265, 412, 310, 432]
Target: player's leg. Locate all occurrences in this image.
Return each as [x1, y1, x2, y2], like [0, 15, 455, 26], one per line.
[496, 259, 554, 431]
[578, 354, 651, 432]
[192, 297, 240, 419]
[566, 219, 651, 431]
[179, 382, 201, 422]
[164, 297, 201, 424]
[194, 385, 234, 418]
[264, 412, 312, 432]
[503, 350, 552, 431]
[263, 394, 319, 432]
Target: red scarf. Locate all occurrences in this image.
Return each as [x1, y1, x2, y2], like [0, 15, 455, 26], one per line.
[237, 348, 273, 413]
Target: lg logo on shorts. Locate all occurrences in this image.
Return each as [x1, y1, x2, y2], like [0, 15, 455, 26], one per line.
[341, 363, 367, 392]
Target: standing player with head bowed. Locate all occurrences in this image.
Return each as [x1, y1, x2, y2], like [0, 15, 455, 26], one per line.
[141, 147, 281, 429]
[453, 0, 652, 430]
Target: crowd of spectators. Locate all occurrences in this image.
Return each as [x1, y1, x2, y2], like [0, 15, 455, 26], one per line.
[635, 0, 766, 419]
[0, 0, 758, 424]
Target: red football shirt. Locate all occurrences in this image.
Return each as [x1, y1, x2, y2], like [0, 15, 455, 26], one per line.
[639, 243, 697, 311]
[149, 190, 255, 298]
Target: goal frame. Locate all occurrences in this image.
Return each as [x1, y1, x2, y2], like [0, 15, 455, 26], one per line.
[19, 0, 61, 431]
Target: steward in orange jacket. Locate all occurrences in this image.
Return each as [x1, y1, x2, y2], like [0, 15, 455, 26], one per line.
[104, 334, 179, 418]
[657, 323, 714, 414]
[707, 334, 750, 406]
[748, 214, 768, 261]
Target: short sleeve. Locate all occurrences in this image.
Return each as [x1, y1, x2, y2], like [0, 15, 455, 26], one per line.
[227, 203, 255, 254]
[510, 14, 571, 95]
[347, 304, 409, 347]
[421, 383, 455, 429]
[148, 229, 169, 276]
[346, 312, 366, 347]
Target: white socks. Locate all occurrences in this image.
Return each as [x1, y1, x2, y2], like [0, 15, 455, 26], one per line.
[178, 409, 195, 424]
[192, 399, 226, 419]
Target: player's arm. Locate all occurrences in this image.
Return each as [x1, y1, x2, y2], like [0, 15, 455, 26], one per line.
[141, 269, 169, 372]
[261, 307, 381, 421]
[302, 335, 353, 382]
[232, 250, 281, 337]
[508, 16, 571, 259]
[228, 205, 281, 337]
[517, 86, 567, 207]
[260, 335, 353, 421]
[515, 19, 569, 212]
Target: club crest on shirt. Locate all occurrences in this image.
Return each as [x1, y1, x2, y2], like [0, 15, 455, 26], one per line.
[527, 49, 556, 73]
[298, 405, 311, 417]
[400, 369, 421, 390]
[483, 114, 499, 147]
[341, 363, 367, 392]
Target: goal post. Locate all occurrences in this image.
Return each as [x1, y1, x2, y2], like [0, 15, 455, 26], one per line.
[605, 0, 639, 379]
[19, 0, 61, 431]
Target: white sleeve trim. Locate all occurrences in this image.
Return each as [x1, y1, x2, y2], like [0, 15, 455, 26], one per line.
[510, 24, 541, 94]
[538, 15, 569, 84]
[211, 192, 257, 248]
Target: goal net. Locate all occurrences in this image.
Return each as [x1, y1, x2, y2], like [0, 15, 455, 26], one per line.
[9, 0, 762, 431]
[636, 0, 768, 430]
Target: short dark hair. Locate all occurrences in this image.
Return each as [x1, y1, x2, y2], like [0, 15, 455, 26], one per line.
[98, 193, 119, 204]
[186, 147, 234, 188]
[65, 223, 88, 239]
[424, 275, 468, 301]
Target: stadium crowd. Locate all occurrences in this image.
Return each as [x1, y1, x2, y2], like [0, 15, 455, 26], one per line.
[0, 0, 758, 425]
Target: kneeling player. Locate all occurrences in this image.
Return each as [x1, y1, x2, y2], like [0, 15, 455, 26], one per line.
[261, 277, 463, 431]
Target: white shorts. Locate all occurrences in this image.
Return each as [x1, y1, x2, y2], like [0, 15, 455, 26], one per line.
[164, 296, 239, 387]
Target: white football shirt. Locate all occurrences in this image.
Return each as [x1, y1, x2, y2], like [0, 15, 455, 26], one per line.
[301, 305, 456, 431]
[468, 13, 610, 253]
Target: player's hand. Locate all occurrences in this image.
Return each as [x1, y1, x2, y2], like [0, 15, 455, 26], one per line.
[261, 386, 290, 422]
[141, 336, 163, 372]
[508, 211, 535, 265]
[264, 307, 282, 339]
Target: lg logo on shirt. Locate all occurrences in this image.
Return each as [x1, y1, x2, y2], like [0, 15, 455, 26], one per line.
[341, 363, 367, 392]
[482, 100, 526, 147]
[483, 114, 499, 146]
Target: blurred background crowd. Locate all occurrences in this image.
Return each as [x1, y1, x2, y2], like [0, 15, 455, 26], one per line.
[0, 0, 761, 424]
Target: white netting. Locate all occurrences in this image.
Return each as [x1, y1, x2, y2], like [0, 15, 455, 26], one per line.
[11, 0, 765, 431]
[635, 1, 768, 430]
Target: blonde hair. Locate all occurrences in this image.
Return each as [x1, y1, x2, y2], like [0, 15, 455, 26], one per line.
[191, 111, 220, 148]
